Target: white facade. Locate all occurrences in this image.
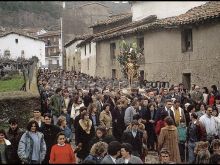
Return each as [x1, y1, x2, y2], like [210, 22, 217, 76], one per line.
[131, 1, 207, 21]
[65, 40, 82, 72]
[80, 42, 96, 76]
[0, 33, 45, 66]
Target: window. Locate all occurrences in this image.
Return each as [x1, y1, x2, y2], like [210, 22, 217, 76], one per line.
[110, 43, 116, 59]
[57, 60, 59, 65]
[15, 39, 18, 44]
[181, 28, 193, 52]
[47, 39, 51, 46]
[89, 42, 91, 54]
[137, 37, 144, 52]
[68, 58, 70, 67]
[54, 48, 56, 53]
[84, 45, 86, 55]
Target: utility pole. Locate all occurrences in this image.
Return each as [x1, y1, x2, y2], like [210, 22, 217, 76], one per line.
[61, 1, 65, 70]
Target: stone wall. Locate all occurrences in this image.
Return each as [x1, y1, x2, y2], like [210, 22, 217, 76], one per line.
[0, 92, 40, 129]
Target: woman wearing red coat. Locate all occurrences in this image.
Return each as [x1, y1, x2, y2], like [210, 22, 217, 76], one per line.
[49, 132, 76, 164]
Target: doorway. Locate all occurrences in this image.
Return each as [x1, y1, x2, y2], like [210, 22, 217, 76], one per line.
[182, 73, 191, 90]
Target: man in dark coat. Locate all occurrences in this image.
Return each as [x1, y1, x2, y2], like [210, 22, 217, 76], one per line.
[6, 118, 24, 164]
[112, 101, 126, 142]
[39, 113, 61, 164]
[122, 120, 143, 157]
[155, 99, 176, 125]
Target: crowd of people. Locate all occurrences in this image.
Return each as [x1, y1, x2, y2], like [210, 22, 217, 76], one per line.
[1, 69, 220, 164]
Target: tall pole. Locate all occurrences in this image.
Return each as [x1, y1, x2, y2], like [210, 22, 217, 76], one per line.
[61, 2, 65, 70]
[60, 16, 63, 70]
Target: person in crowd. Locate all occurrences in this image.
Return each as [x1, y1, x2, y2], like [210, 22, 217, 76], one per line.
[75, 111, 93, 161]
[116, 143, 143, 164]
[99, 103, 113, 135]
[186, 113, 207, 163]
[122, 120, 143, 157]
[101, 141, 122, 164]
[49, 87, 64, 125]
[196, 103, 207, 119]
[159, 148, 176, 164]
[190, 85, 203, 107]
[155, 111, 168, 136]
[40, 113, 61, 164]
[185, 104, 196, 127]
[57, 115, 72, 143]
[96, 94, 104, 115]
[158, 116, 181, 163]
[49, 132, 76, 164]
[29, 108, 45, 128]
[177, 118, 187, 162]
[112, 99, 126, 142]
[171, 99, 186, 127]
[84, 141, 108, 164]
[202, 87, 209, 105]
[6, 118, 24, 164]
[40, 84, 51, 115]
[156, 99, 175, 124]
[17, 120, 46, 164]
[88, 103, 100, 136]
[124, 100, 139, 126]
[145, 102, 157, 151]
[89, 126, 115, 150]
[0, 129, 12, 164]
[69, 95, 85, 122]
[199, 106, 218, 143]
[74, 106, 87, 144]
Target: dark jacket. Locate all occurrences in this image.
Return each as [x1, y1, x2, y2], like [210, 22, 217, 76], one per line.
[122, 130, 143, 156]
[6, 127, 24, 164]
[111, 107, 126, 142]
[75, 120, 93, 159]
[39, 123, 61, 164]
[84, 154, 104, 164]
[0, 139, 13, 164]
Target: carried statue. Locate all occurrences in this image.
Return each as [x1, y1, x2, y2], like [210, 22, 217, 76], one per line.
[117, 40, 142, 88]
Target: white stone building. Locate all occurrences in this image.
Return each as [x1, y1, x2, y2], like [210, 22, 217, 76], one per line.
[131, 1, 207, 21]
[0, 32, 45, 66]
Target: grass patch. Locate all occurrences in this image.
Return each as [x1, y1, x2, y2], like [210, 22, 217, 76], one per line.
[0, 74, 24, 92]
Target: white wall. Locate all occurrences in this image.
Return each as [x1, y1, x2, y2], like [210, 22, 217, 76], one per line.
[0, 33, 45, 66]
[80, 42, 96, 76]
[131, 1, 207, 21]
[65, 40, 82, 71]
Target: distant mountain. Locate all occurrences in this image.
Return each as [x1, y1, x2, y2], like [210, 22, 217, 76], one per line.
[0, 1, 131, 38]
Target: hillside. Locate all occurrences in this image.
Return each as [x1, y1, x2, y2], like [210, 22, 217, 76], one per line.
[0, 1, 61, 30]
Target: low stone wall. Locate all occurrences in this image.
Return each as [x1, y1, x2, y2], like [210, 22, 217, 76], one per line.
[0, 91, 40, 129]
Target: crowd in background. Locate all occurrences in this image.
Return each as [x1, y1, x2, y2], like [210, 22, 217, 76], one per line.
[1, 69, 220, 164]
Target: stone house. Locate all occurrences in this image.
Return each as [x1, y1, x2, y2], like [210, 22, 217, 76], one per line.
[64, 34, 91, 72]
[0, 31, 45, 67]
[77, 1, 220, 89]
[37, 31, 62, 70]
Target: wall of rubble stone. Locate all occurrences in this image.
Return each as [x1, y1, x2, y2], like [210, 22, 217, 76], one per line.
[143, 22, 220, 88]
[0, 92, 40, 129]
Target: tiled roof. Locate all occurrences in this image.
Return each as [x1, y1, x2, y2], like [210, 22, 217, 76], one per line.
[0, 31, 44, 42]
[76, 15, 157, 47]
[92, 1, 220, 42]
[64, 34, 92, 48]
[89, 13, 132, 28]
